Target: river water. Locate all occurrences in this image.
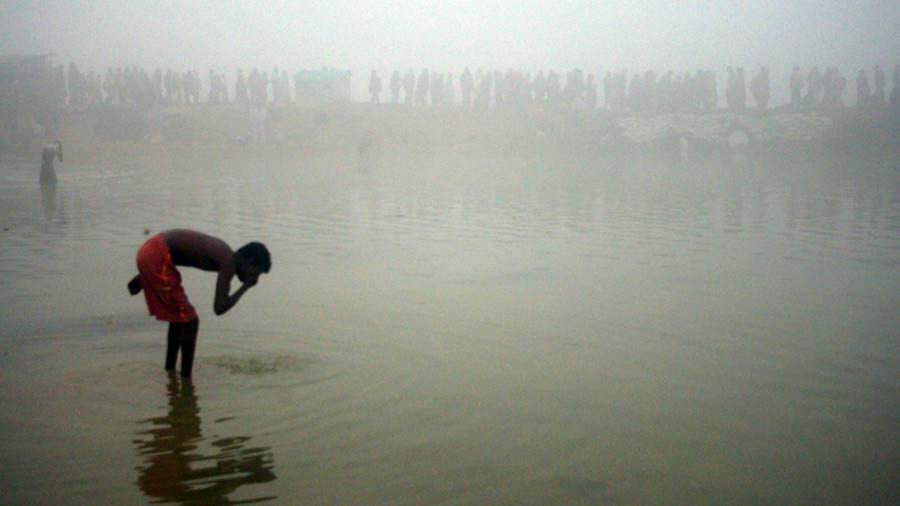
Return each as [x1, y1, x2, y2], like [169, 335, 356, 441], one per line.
[0, 147, 898, 505]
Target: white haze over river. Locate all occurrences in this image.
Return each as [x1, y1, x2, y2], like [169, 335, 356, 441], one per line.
[0, 149, 898, 504]
[2, 1, 900, 504]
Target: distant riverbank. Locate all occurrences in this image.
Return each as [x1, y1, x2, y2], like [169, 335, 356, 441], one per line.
[4, 102, 898, 164]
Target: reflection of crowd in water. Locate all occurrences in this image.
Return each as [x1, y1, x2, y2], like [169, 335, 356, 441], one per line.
[58, 62, 900, 113]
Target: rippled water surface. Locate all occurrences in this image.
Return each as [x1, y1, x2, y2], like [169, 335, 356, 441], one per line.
[1, 148, 898, 505]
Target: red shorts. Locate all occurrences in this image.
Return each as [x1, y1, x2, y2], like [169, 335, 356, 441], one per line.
[136, 234, 198, 323]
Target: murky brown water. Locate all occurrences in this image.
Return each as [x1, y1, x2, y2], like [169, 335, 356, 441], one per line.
[1, 147, 898, 505]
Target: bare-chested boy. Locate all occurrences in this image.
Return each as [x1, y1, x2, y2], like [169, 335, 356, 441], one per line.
[128, 229, 271, 377]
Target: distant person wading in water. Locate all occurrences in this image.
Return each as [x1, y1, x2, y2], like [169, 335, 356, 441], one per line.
[128, 229, 271, 377]
[40, 140, 63, 185]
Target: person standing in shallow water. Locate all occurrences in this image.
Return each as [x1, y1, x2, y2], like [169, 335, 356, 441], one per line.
[40, 140, 63, 185]
[128, 229, 271, 377]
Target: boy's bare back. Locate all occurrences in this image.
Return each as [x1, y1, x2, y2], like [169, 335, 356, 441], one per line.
[162, 229, 235, 272]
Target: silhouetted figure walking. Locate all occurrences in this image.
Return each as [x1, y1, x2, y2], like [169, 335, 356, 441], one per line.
[790, 65, 804, 109]
[430, 72, 443, 105]
[368, 70, 382, 104]
[822, 67, 847, 109]
[726, 67, 736, 111]
[890, 64, 900, 106]
[735, 68, 746, 111]
[872, 65, 886, 105]
[586, 74, 597, 110]
[445, 72, 454, 105]
[750, 67, 770, 109]
[235, 69, 249, 104]
[389, 71, 401, 105]
[805, 66, 822, 107]
[856, 69, 871, 107]
[460, 67, 474, 107]
[402, 69, 415, 106]
[415, 69, 429, 107]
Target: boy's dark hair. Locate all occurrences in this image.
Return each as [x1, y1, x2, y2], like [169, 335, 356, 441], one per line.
[236, 242, 271, 273]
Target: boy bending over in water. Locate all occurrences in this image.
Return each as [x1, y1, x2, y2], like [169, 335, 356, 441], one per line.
[128, 229, 271, 377]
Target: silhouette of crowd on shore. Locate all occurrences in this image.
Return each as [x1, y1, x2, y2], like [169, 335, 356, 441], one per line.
[56, 62, 900, 114]
[61, 65, 350, 107]
[6, 60, 894, 149]
[4, 56, 899, 150]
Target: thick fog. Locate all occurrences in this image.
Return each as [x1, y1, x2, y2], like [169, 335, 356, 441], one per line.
[4, 1, 900, 505]
[3, 0, 899, 102]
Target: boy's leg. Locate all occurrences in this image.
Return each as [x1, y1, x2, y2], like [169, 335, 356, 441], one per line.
[165, 323, 179, 371]
[178, 318, 200, 377]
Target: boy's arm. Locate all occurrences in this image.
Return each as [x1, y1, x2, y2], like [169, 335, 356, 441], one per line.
[128, 275, 142, 295]
[213, 268, 255, 316]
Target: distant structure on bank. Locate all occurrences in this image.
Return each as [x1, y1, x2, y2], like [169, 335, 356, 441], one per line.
[293, 68, 352, 105]
[0, 54, 63, 150]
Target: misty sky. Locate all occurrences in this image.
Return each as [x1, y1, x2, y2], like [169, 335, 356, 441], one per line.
[3, 0, 899, 99]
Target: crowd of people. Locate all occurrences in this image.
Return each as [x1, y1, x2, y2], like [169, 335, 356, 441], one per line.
[369, 65, 900, 113]
[62, 65, 296, 107]
[59, 65, 352, 109]
[4, 58, 898, 150]
[10, 59, 900, 126]
[56, 62, 900, 114]
[788, 65, 879, 110]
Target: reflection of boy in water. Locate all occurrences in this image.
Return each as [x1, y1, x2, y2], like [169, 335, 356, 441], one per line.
[128, 229, 271, 377]
[135, 372, 277, 503]
[135, 373, 201, 502]
[40, 140, 63, 185]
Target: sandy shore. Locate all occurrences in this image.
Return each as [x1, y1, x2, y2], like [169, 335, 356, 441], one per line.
[3, 102, 898, 166]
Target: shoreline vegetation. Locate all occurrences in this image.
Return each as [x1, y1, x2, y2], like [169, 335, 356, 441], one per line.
[3, 102, 899, 164]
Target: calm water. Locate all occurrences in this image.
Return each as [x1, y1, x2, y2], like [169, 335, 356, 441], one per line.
[1, 147, 898, 505]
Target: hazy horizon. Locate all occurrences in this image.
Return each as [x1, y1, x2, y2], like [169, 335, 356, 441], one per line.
[4, 0, 899, 99]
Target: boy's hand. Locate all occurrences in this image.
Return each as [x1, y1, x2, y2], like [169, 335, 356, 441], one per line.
[243, 274, 259, 288]
[128, 276, 142, 295]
